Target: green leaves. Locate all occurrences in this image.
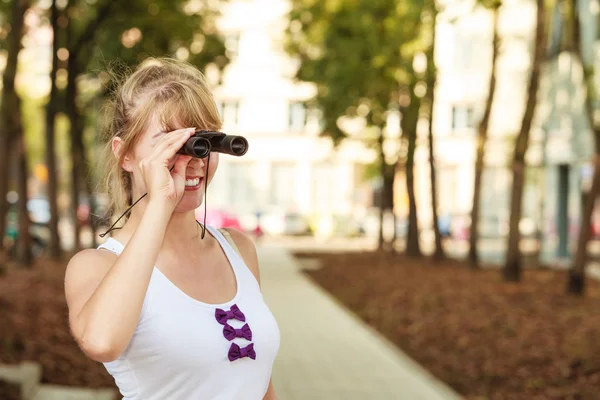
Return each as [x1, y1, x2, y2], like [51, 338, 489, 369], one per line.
[286, 0, 426, 141]
[64, 0, 227, 85]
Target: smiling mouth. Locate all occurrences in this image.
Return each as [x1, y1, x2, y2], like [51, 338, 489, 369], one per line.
[184, 176, 205, 191]
[185, 177, 201, 187]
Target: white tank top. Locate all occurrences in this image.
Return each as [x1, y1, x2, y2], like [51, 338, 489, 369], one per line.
[97, 225, 280, 400]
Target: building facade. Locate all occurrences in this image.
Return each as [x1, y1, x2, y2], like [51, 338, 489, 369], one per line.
[419, 0, 600, 260]
[208, 0, 375, 236]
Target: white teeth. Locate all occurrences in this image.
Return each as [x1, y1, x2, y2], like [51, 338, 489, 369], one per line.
[185, 178, 200, 187]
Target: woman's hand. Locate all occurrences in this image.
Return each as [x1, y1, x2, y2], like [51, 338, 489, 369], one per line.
[138, 127, 196, 212]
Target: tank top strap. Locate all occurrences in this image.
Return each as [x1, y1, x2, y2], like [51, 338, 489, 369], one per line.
[217, 228, 241, 257]
[96, 226, 260, 292]
[97, 237, 124, 255]
[205, 225, 261, 292]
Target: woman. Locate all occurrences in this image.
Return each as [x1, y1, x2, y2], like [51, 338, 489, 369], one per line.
[64, 58, 280, 399]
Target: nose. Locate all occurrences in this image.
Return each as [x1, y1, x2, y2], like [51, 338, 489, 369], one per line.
[189, 156, 205, 168]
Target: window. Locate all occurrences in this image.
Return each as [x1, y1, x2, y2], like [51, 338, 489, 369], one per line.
[451, 106, 475, 132]
[228, 162, 254, 212]
[453, 29, 485, 72]
[289, 102, 307, 132]
[218, 100, 239, 126]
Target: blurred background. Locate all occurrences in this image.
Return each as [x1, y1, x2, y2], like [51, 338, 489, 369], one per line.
[0, 0, 599, 399]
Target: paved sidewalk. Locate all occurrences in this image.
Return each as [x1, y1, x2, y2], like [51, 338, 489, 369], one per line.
[257, 246, 463, 400]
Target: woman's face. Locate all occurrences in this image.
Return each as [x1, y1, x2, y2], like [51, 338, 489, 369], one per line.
[122, 113, 220, 214]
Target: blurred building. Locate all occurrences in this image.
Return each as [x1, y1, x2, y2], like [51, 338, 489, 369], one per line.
[208, 0, 375, 237]
[418, 0, 600, 260]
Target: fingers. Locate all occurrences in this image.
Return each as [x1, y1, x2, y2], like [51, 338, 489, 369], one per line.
[171, 155, 192, 195]
[171, 154, 192, 188]
[162, 128, 196, 159]
[142, 127, 195, 168]
[157, 127, 195, 156]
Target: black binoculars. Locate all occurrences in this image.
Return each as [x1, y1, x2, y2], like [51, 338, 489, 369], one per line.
[178, 130, 249, 158]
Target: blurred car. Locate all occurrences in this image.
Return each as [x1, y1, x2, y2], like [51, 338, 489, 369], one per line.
[452, 214, 539, 240]
[260, 210, 310, 236]
[77, 203, 90, 224]
[27, 198, 51, 225]
[196, 208, 244, 231]
[437, 214, 452, 237]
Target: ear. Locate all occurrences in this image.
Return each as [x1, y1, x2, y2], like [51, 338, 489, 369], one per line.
[112, 137, 134, 172]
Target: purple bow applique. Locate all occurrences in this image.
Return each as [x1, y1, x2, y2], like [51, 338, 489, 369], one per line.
[215, 304, 246, 325]
[223, 323, 252, 341]
[228, 343, 256, 362]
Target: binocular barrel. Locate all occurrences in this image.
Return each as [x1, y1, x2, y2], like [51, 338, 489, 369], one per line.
[218, 135, 248, 156]
[177, 131, 248, 158]
[179, 136, 211, 158]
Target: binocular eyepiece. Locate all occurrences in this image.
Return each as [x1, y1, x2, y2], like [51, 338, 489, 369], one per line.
[178, 130, 249, 159]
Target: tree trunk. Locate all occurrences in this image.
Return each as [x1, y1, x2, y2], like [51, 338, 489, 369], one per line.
[65, 0, 115, 251]
[377, 130, 385, 251]
[470, 5, 500, 267]
[401, 79, 422, 257]
[384, 163, 396, 249]
[504, 0, 546, 281]
[566, 0, 598, 295]
[84, 159, 98, 248]
[568, 156, 599, 294]
[15, 97, 32, 266]
[75, 98, 97, 248]
[66, 53, 82, 251]
[46, 0, 61, 258]
[0, 0, 29, 258]
[406, 133, 421, 257]
[426, 3, 444, 259]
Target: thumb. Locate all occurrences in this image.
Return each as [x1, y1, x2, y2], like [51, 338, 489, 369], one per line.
[171, 155, 192, 188]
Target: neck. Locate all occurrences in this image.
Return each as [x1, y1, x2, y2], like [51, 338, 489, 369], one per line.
[119, 196, 207, 250]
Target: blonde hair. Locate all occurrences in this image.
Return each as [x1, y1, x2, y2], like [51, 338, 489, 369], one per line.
[100, 57, 222, 218]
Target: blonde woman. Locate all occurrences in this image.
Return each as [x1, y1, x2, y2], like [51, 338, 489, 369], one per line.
[64, 58, 280, 399]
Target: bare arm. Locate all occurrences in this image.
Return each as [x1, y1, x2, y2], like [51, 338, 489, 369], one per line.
[263, 379, 277, 400]
[224, 229, 277, 400]
[65, 202, 171, 363]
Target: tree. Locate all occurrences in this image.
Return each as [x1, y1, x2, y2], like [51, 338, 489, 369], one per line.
[15, 93, 32, 266]
[566, 0, 598, 295]
[424, 0, 444, 259]
[400, 74, 422, 257]
[45, 0, 61, 259]
[286, 0, 425, 252]
[57, 0, 226, 250]
[469, 0, 501, 267]
[504, 0, 546, 281]
[0, 0, 30, 267]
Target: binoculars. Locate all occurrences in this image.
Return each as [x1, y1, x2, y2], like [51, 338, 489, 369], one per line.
[178, 130, 248, 158]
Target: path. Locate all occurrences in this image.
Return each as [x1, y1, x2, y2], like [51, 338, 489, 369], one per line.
[258, 245, 464, 400]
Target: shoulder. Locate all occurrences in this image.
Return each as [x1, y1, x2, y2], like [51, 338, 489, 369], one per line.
[64, 249, 117, 314]
[65, 248, 116, 279]
[221, 228, 261, 286]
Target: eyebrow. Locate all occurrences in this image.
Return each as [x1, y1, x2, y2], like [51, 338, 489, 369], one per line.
[151, 131, 166, 139]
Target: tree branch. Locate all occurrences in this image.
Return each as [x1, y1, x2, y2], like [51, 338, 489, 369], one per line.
[69, 0, 115, 58]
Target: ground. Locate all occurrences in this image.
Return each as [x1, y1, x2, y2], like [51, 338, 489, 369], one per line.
[0, 258, 117, 391]
[296, 251, 600, 400]
[2, 252, 600, 400]
[0, 379, 21, 400]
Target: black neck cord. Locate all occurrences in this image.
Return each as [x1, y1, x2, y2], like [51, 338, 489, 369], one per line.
[99, 153, 210, 239]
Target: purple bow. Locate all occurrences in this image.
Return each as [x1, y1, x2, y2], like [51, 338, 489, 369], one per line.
[215, 304, 246, 325]
[223, 323, 252, 341]
[228, 343, 256, 362]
